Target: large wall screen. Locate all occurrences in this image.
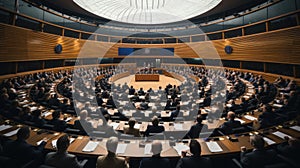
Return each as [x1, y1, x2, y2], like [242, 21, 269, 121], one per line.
[118, 48, 174, 56]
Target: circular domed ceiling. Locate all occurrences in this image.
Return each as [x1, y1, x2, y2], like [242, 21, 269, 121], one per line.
[73, 0, 222, 24]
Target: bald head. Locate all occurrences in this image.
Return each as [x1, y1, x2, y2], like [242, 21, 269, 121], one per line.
[151, 141, 162, 156]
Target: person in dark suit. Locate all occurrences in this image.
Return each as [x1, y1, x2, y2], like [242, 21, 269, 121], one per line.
[138, 88, 145, 96]
[277, 137, 300, 162]
[74, 110, 93, 135]
[176, 140, 212, 168]
[129, 86, 135, 95]
[30, 109, 46, 127]
[240, 135, 276, 168]
[144, 116, 165, 136]
[139, 141, 171, 168]
[45, 134, 85, 168]
[97, 137, 128, 168]
[219, 111, 242, 135]
[123, 117, 140, 137]
[4, 126, 46, 166]
[170, 105, 181, 120]
[48, 110, 67, 131]
[139, 99, 149, 110]
[258, 104, 277, 128]
[185, 115, 208, 139]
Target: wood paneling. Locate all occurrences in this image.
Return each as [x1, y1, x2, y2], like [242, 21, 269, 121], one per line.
[0, 23, 300, 65]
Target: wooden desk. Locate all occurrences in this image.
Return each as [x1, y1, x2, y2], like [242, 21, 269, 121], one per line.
[135, 74, 159, 81]
[1, 123, 300, 158]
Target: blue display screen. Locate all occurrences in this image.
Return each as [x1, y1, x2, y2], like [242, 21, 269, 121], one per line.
[118, 48, 174, 56]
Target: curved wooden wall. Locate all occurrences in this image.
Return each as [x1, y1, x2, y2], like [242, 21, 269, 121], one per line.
[0, 23, 300, 65]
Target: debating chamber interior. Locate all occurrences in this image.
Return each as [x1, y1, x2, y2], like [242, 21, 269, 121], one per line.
[0, 0, 300, 168]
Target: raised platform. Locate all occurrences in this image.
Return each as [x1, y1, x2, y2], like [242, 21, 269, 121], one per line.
[135, 74, 159, 81]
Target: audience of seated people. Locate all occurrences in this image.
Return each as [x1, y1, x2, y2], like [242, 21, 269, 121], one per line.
[0, 66, 299, 168]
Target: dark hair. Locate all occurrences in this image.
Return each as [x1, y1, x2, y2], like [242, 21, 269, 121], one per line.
[250, 135, 265, 149]
[52, 110, 61, 119]
[190, 139, 201, 156]
[152, 116, 159, 126]
[17, 126, 30, 140]
[128, 118, 136, 128]
[196, 115, 203, 123]
[56, 134, 69, 152]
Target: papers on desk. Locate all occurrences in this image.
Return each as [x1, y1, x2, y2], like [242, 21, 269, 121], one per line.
[116, 144, 127, 154]
[148, 103, 155, 107]
[206, 141, 223, 153]
[290, 126, 300, 132]
[226, 104, 232, 108]
[272, 131, 292, 139]
[4, 128, 20, 137]
[144, 144, 152, 155]
[36, 139, 44, 146]
[128, 95, 134, 99]
[51, 138, 75, 148]
[234, 118, 245, 124]
[82, 141, 99, 152]
[173, 143, 189, 156]
[42, 112, 52, 117]
[263, 137, 276, 145]
[246, 93, 253, 96]
[174, 123, 183, 130]
[160, 102, 166, 107]
[243, 96, 250, 99]
[0, 124, 12, 132]
[273, 104, 283, 108]
[244, 115, 257, 121]
[109, 123, 119, 130]
[134, 124, 141, 129]
[65, 117, 73, 122]
[119, 101, 127, 106]
[196, 99, 204, 104]
[30, 106, 38, 111]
